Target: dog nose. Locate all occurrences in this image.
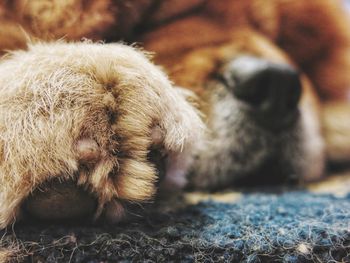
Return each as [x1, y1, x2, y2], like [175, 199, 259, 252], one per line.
[221, 56, 302, 130]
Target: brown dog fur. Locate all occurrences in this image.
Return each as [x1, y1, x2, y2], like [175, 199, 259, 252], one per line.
[2, 0, 349, 154]
[0, 0, 350, 229]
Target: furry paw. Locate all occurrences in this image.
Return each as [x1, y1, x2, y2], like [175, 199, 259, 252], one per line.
[0, 42, 203, 227]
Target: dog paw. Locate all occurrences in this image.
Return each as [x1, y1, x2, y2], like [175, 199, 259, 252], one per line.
[0, 42, 203, 227]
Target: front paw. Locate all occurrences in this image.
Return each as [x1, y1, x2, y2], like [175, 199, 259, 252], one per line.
[0, 41, 204, 227]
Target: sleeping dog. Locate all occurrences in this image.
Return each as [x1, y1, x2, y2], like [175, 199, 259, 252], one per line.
[1, 0, 350, 227]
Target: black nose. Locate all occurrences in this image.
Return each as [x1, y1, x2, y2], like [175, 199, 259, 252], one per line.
[220, 56, 302, 130]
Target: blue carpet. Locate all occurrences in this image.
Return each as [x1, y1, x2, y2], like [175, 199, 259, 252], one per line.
[2, 192, 350, 262]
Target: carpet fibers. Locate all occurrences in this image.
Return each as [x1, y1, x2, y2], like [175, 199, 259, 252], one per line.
[1, 191, 349, 262]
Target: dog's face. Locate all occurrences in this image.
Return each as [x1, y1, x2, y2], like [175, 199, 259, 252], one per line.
[147, 35, 326, 190]
[187, 56, 325, 189]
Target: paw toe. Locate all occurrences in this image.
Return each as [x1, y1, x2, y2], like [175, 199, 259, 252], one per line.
[76, 138, 101, 163]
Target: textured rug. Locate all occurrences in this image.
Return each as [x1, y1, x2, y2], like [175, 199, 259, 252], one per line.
[1, 185, 350, 262]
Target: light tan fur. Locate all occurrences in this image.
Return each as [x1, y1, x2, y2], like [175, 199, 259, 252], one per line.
[0, 41, 204, 228]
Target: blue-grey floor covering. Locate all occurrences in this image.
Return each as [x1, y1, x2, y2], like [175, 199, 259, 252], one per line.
[1, 191, 349, 262]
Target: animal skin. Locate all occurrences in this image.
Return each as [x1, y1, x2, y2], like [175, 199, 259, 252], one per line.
[0, 0, 350, 228]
